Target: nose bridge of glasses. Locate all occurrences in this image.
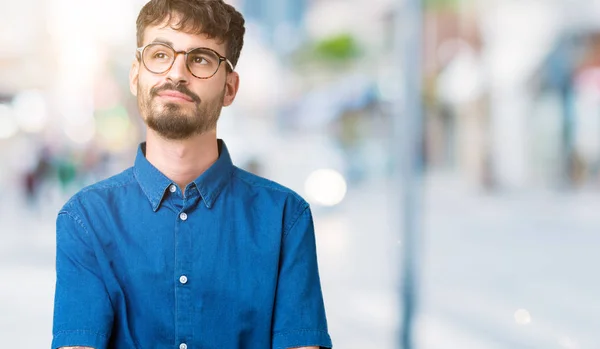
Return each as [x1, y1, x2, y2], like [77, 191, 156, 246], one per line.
[164, 49, 189, 76]
[172, 50, 189, 66]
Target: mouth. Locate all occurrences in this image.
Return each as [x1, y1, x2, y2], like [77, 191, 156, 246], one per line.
[157, 91, 195, 103]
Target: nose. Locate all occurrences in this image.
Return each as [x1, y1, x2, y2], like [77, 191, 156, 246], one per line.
[166, 52, 189, 85]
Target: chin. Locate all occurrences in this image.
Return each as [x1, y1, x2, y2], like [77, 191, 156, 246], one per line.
[153, 105, 193, 118]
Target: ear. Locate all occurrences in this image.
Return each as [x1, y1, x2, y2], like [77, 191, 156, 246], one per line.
[129, 59, 140, 96]
[223, 71, 240, 107]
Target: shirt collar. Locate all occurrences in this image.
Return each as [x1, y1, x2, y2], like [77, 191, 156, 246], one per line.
[133, 139, 235, 211]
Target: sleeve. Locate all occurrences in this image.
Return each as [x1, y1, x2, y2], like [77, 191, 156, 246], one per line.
[272, 204, 333, 349]
[51, 211, 114, 349]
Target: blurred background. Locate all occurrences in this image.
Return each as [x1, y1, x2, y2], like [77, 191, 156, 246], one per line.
[1, 0, 600, 348]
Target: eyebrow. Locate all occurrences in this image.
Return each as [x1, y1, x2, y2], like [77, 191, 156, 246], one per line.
[151, 37, 175, 47]
[149, 38, 217, 54]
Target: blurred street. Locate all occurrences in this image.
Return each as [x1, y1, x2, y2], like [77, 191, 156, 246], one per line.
[3, 0, 600, 347]
[1, 172, 598, 349]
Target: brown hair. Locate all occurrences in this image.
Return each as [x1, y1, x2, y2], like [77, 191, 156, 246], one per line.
[136, 0, 245, 69]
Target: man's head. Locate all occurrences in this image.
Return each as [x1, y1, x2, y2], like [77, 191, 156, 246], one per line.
[130, 0, 245, 140]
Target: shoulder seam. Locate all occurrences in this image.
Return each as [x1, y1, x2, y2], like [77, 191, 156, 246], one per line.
[58, 210, 91, 237]
[283, 203, 310, 238]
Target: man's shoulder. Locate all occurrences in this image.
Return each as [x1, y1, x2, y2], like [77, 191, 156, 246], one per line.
[231, 166, 308, 209]
[61, 167, 136, 213]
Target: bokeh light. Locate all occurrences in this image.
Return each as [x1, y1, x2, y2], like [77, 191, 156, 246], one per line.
[304, 168, 347, 207]
[0, 104, 18, 139]
[96, 106, 133, 151]
[64, 118, 96, 145]
[13, 90, 48, 133]
[514, 309, 532, 325]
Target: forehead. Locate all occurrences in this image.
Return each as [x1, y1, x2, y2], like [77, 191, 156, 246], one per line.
[142, 19, 225, 53]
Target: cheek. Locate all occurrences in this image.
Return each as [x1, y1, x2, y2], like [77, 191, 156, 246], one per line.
[139, 71, 163, 91]
[138, 79, 160, 101]
[199, 79, 226, 99]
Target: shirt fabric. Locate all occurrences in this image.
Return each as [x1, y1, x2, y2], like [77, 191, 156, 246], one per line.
[52, 139, 332, 349]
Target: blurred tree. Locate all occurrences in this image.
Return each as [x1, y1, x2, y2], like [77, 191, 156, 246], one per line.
[291, 33, 362, 73]
[424, 0, 461, 10]
[313, 34, 360, 62]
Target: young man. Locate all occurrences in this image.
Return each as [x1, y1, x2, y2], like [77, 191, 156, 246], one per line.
[51, 1, 332, 348]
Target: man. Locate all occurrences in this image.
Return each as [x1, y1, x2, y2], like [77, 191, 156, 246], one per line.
[51, 1, 332, 348]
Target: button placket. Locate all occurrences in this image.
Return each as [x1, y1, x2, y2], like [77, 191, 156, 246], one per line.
[175, 199, 193, 346]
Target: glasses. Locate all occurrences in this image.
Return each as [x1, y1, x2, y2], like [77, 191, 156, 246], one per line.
[136, 43, 234, 79]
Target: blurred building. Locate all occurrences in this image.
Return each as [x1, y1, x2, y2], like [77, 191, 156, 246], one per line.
[243, 0, 307, 54]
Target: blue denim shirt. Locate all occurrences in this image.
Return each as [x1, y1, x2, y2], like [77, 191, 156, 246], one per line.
[52, 140, 332, 349]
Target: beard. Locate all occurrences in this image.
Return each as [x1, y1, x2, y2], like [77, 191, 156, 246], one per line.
[138, 82, 225, 140]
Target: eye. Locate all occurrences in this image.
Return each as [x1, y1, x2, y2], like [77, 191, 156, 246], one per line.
[192, 56, 209, 64]
[153, 52, 168, 59]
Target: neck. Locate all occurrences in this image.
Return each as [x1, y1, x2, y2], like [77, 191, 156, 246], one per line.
[145, 128, 219, 193]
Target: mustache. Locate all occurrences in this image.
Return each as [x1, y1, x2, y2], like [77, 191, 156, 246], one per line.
[151, 83, 201, 104]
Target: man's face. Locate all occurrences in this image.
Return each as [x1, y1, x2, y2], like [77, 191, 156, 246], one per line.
[130, 18, 239, 140]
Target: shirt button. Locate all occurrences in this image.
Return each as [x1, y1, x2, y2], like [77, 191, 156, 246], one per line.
[179, 212, 188, 221]
[169, 185, 177, 193]
[179, 343, 187, 349]
[179, 275, 188, 284]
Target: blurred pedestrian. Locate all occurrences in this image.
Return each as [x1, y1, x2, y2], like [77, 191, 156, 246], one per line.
[22, 146, 52, 208]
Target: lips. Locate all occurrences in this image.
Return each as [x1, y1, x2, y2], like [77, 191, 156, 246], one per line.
[157, 91, 194, 102]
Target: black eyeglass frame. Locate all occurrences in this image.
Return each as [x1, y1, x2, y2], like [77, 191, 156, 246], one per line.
[136, 43, 234, 79]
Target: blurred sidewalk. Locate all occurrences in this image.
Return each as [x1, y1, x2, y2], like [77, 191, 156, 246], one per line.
[0, 173, 599, 348]
[318, 173, 600, 349]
